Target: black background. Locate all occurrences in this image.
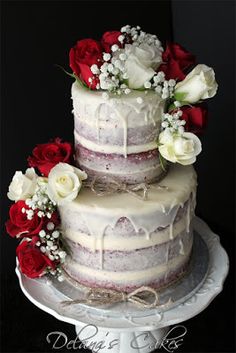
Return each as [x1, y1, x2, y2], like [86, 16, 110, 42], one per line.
[1, 1, 235, 352]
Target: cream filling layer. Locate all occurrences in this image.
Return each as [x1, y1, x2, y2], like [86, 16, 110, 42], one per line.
[77, 161, 161, 176]
[65, 243, 192, 283]
[63, 214, 189, 251]
[74, 130, 157, 155]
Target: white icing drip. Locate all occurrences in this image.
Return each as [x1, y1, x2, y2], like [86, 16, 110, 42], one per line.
[186, 198, 191, 233]
[72, 82, 166, 160]
[179, 239, 185, 255]
[169, 205, 180, 240]
[119, 112, 128, 158]
[59, 165, 197, 241]
[97, 234, 104, 269]
[64, 215, 190, 251]
[72, 82, 165, 130]
[145, 101, 161, 125]
[123, 116, 128, 158]
[164, 242, 170, 281]
[74, 131, 158, 155]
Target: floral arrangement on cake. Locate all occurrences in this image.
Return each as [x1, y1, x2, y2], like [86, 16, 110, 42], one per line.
[6, 25, 218, 281]
[6, 139, 87, 280]
[69, 24, 218, 166]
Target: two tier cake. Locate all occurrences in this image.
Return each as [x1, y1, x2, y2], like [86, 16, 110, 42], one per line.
[60, 82, 197, 292]
[6, 25, 217, 300]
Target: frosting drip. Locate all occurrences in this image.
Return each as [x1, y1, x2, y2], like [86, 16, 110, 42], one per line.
[59, 165, 197, 271]
[72, 82, 166, 183]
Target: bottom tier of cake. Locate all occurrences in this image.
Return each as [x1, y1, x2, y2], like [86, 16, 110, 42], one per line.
[59, 165, 197, 293]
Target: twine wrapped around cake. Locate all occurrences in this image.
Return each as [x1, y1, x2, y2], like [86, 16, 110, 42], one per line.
[84, 172, 168, 200]
[61, 285, 172, 309]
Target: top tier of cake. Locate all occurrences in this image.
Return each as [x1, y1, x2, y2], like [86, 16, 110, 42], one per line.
[72, 82, 166, 184]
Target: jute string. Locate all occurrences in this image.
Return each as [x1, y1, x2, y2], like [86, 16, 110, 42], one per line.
[84, 172, 168, 201]
[61, 282, 172, 309]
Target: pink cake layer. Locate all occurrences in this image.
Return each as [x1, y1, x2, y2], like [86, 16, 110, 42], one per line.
[74, 118, 160, 146]
[75, 144, 163, 184]
[63, 258, 190, 293]
[64, 229, 192, 271]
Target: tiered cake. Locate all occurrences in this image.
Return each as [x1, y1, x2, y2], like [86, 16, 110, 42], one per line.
[6, 25, 217, 295]
[59, 83, 197, 292]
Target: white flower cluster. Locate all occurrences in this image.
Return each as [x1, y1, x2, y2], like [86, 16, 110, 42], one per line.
[89, 25, 170, 95]
[24, 177, 56, 220]
[91, 54, 129, 94]
[161, 110, 186, 135]
[37, 222, 66, 281]
[120, 24, 162, 48]
[7, 162, 88, 281]
[150, 72, 176, 99]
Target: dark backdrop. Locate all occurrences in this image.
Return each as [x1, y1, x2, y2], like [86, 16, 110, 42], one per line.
[1, 1, 235, 352]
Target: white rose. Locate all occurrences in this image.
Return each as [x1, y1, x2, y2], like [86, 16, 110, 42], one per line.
[132, 43, 163, 70]
[158, 129, 202, 165]
[47, 163, 87, 206]
[124, 43, 162, 89]
[7, 168, 37, 201]
[174, 64, 218, 104]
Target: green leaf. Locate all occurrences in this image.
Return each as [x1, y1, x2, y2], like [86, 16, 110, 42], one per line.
[135, 86, 146, 92]
[55, 64, 75, 78]
[55, 64, 89, 90]
[159, 153, 167, 172]
[174, 91, 188, 102]
[168, 103, 177, 112]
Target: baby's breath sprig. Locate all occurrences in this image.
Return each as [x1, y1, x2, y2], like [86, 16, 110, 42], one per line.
[24, 178, 56, 220]
[161, 110, 186, 135]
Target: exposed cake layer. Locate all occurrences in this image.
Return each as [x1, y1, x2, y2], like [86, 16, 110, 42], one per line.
[59, 165, 197, 292]
[75, 143, 164, 184]
[63, 249, 191, 293]
[72, 82, 165, 183]
[64, 227, 193, 271]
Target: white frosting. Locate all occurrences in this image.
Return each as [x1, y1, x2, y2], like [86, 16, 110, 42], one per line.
[72, 82, 165, 158]
[59, 165, 196, 269]
[65, 242, 192, 283]
[63, 212, 192, 251]
[60, 165, 196, 235]
[74, 130, 158, 155]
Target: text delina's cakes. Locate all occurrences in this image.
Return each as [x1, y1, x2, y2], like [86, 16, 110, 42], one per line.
[6, 25, 218, 302]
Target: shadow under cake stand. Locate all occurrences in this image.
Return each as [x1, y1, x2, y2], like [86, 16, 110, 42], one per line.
[16, 217, 229, 353]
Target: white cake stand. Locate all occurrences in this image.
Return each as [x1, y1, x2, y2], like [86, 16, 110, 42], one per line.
[16, 217, 229, 353]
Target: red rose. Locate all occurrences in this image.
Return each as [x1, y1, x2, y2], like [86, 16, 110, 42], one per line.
[101, 31, 122, 52]
[180, 105, 208, 135]
[17, 237, 55, 278]
[6, 201, 43, 238]
[28, 138, 73, 177]
[159, 43, 195, 81]
[69, 39, 103, 89]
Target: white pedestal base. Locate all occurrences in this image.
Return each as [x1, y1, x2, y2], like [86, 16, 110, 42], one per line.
[75, 323, 170, 353]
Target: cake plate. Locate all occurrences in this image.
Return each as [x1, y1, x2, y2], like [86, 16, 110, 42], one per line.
[16, 217, 229, 353]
